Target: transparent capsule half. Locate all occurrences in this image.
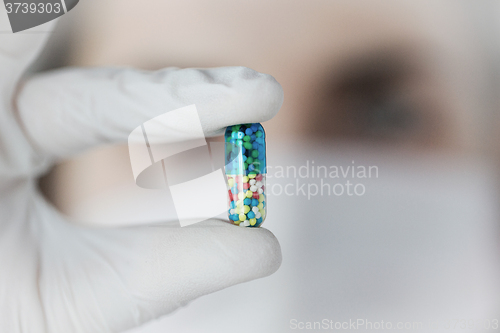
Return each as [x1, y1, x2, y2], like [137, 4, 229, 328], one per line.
[225, 123, 267, 227]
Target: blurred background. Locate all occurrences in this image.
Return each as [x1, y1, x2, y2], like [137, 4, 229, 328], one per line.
[36, 0, 500, 332]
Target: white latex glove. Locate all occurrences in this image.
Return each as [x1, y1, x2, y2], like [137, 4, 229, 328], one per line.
[0, 17, 283, 333]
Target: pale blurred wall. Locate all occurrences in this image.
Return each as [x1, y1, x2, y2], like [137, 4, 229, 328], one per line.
[38, 0, 500, 220]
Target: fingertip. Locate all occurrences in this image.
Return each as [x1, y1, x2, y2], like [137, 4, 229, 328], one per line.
[199, 66, 284, 135]
[213, 221, 283, 280]
[251, 71, 285, 123]
[253, 227, 283, 277]
[106, 220, 282, 323]
[146, 218, 283, 285]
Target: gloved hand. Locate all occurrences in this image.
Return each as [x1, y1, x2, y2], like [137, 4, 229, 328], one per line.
[0, 16, 283, 333]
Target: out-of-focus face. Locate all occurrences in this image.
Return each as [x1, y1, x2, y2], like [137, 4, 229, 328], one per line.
[69, 0, 495, 153]
[46, 0, 499, 215]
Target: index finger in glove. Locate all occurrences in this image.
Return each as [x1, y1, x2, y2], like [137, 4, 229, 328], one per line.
[16, 66, 284, 159]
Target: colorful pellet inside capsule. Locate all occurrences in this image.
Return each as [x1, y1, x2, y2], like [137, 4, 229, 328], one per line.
[225, 123, 267, 227]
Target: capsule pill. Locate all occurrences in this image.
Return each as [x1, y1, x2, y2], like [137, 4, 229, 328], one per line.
[225, 123, 267, 227]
